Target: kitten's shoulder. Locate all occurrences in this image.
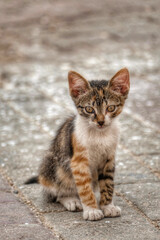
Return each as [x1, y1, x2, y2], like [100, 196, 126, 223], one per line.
[50, 115, 76, 155]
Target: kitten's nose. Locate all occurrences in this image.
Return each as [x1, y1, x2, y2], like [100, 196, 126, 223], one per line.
[98, 121, 104, 127]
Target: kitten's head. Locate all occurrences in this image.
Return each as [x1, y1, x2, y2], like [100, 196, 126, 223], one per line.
[68, 68, 130, 130]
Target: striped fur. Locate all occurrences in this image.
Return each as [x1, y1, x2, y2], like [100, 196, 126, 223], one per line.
[71, 134, 98, 209]
[37, 68, 129, 220]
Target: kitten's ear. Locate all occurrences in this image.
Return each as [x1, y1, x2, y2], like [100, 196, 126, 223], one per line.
[68, 71, 90, 98]
[108, 68, 130, 97]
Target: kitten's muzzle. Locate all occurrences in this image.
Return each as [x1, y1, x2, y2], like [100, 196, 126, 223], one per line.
[97, 121, 105, 127]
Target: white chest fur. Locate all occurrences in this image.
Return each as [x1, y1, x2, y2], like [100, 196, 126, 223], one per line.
[75, 116, 119, 170]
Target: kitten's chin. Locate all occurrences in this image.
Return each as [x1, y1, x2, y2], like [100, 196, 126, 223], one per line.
[97, 124, 111, 131]
[89, 122, 111, 131]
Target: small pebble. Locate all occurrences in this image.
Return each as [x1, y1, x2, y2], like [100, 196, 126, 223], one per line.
[13, 190, 19, 194]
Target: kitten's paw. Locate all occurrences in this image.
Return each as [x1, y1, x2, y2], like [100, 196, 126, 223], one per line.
[59, 197, 82, 212]
[101, 204, 121, 217]
[83, 207, 104, 221]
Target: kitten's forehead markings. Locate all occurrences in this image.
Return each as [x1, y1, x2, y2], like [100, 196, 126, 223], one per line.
[96, 98, 101, 106]
[92, 88, 106, 108]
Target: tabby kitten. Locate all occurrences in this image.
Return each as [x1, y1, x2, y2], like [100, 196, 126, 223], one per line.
[26, 68, 130, 221]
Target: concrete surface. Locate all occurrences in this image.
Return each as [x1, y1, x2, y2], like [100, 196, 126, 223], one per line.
[0, 0, 160, 239]
[0, 175, 57, 240]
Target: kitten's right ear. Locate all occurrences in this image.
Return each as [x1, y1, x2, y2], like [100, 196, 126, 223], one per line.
[68, 71, 90, 98]
[108, 68, 130, 97]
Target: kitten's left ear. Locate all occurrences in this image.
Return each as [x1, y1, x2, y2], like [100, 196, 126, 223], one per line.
[108, 68, 130, 97]
[68, 71, 90, 98]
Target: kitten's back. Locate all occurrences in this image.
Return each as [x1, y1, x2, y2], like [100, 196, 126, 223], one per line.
[39, 116, 75, 183]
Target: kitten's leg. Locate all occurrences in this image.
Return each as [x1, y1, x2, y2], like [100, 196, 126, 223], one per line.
[99, 157, 121, 217]
[92, 171, 101, 205]
[71, 162, 104, 221]
[71, 136, 104, 221]
[94, 182, 100, 205]
[43, 188, 57, 203]
[40, 174, 83, 211]
[39, 175, 58, 201]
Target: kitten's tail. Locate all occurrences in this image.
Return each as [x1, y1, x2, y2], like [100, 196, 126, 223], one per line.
[24, 176, 39, 184]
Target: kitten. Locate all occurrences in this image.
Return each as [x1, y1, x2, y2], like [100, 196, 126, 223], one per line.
[26, 68, 130, 221]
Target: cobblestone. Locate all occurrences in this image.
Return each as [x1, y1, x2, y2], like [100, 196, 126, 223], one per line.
[117, 182, 160, 221]
[0, 175, 57, 240]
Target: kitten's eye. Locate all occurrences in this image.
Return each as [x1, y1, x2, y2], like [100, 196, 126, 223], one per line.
[85, 106, 95, 114]
[107, 105, 116, 112]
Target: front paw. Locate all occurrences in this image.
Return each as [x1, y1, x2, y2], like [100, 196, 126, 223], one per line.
[83, 207, 104, 221]
[59, 197, 83, 212]
[101, 204, 121, 217]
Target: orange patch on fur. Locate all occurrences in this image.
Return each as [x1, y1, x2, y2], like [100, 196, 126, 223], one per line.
[79, 191, 97, 208]
[39, 175, 53, 187]
[71, 133, 98, 209]
[57, 167, 73, 186]
[71, 155, 89, 166]
[72, 170, 88, 177]
[76, 177, 92, 186]
[72, 134, 86, 152]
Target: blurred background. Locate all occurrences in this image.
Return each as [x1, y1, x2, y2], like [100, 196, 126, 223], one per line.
[0, 0, 160, 180]
[0, 1, 160, 239]
[0, 0, 160, 128]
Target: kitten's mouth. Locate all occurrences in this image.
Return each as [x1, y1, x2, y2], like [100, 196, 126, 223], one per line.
[98, 125, 104, 129]
[97, 123, 111, 129]
[97, 125, 106, 129]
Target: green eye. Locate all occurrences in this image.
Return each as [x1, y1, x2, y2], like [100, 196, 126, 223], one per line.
[107, 105, 116, 112]
[85, 106, 95, 114]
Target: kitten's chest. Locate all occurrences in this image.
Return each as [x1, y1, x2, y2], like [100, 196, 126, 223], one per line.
[75, 118, 119, 170]
[88, 144, 108, 170]
[87, 130, 118, 170]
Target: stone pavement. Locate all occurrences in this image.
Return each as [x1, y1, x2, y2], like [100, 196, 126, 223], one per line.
[0, 175, 56, 240]
[0, 0, 160, 239]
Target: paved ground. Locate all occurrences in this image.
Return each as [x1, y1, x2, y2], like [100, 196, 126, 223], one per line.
[0, 0, 160, 239]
